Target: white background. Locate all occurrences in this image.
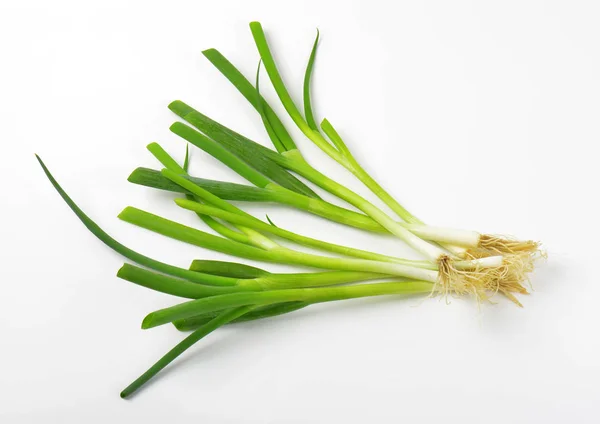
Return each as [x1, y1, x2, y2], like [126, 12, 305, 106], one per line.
[1, 0, 599, 422]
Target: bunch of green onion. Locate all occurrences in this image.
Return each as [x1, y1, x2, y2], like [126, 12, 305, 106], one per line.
[37, 22, 543, 398]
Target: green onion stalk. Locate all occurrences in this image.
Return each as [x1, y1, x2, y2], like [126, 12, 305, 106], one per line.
[163, 105, 536, 295]
[192, 22, 540, 262]
[33, 23, 543, 396]
[141, 280, 433, 330]
[250, 22, 541, 257]
[40, 148, 427, 312]
[135, 119, 524, 255]
[36, 155, 437, 398]
[146, 141, 470, 319]
[141, 144, 525, 296]
[119, 201, 526, 299]
[36, 155, 440, 398]
[169, 104, 448, 261]
[119, 150, 528, 300]
[141, 122, 531, 302]
[166, 96, 533, 271]
[36, 154, 412, 293]
[119, 278, 431, 398]
[145, 144, 529, 319]
[128, 165, 483, 245]
[146, 142, 437, 269]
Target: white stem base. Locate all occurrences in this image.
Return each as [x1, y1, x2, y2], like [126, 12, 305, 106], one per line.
[402, 224, 481, 248]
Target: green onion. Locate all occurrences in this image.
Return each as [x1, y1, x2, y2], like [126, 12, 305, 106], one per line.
[249, 23, 341, 161]
[148, 148, 426, 266]
[169, 102, 484, 249]
[129, 166, 389, 233]
[118, 206, 440, 280]
[249, 22, 541, 259]
[175, 199, 434, 268]
[142, 280, 433, 329]
[199, 25, 537, 260]
[119, 262, 387, 295]
[125, 148, 518, 298]
[249, 21, 419, 222]
[36, 21, 542, 399]
[186, 259, 384, 288]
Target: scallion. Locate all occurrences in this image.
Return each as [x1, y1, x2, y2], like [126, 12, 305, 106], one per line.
[35, 21, 544, 399]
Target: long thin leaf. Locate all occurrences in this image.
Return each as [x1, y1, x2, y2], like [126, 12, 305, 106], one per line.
[171, 122, 272, 189]
[249, 22, 341, 159]
[120, 306, 255, 398]
[142, 281, 433, 329]
[117, 264, 244, 298]
[320, 118, 351, 156]
[249, 22, 307, 131]
[35, 155, 237, 286]
[147, 142, 186, 173]
[173, 302, 307, 331]
[303, 29, 320, 131]
[146, 143, 254, 245]
[118, 206, 277, 262]
[169, 101, 320, 199]
[170, 100, 285, 164]
[128, 167, 275, 202]
[183, 144, 190, 172]
[202, 48, 296, 151]
[128, 168, 389, 234]
[255, 59, 283, 151]
[188, 260, 269, 278]
[199, 215, 251, 245]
